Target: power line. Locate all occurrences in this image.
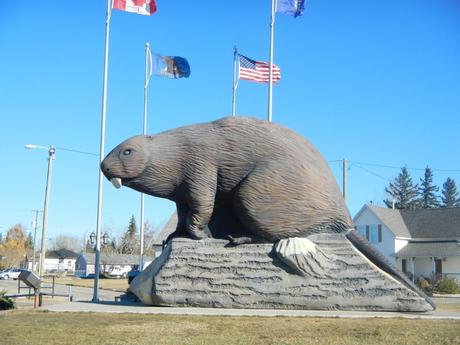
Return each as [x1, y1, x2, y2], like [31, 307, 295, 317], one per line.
[348, 160, 460, 173]
[351, 163, 389, 182]
[56, 147, 98, 156]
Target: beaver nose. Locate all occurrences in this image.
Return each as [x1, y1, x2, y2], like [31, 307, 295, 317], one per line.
[100, 160, 111, 176]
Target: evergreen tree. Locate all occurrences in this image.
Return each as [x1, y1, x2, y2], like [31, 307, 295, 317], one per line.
[441, 177, 460, 208]
[418, 166, 440, 208]
[384, 166, 419, 209]
[119, 215, 139, 254]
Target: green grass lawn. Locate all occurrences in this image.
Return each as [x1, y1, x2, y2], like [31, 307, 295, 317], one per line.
[43, 277, 128, 292]
[0, 310, 459, 345]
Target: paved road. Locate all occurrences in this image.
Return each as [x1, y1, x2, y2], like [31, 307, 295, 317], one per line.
[0, 278, 119, 302]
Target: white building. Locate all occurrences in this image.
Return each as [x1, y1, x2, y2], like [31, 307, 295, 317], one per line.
[354, 204, 460, 282]
[74, 253, 152, 278]
[26, 249, 79, 273]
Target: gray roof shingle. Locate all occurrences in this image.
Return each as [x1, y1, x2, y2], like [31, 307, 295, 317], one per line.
[397, 242, 460, 257]
[81, 253, 153, 265]
[366, 205, 460, 239]
[367, 205, 411, 238]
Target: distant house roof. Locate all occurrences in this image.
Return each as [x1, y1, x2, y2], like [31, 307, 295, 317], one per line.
[152, 212, 177, 246]
[80, 253, 154, 265]
[397, 242, 460, 258]
[356, 205, 460, 240]
[365, 205, 411, 238]
[46, 249, 80, 259]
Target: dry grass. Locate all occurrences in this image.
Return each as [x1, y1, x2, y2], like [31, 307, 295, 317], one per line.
[0, 310, 459, 345]
[437, 302, 460, 313]
[43, 277, 128, 292]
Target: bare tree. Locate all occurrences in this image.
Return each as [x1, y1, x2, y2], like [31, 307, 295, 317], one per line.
[49, 234, 83, 252]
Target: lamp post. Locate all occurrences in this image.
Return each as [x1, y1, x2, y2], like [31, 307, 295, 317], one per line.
[25, 145, 55, 286]
[89, 232, 109, 281]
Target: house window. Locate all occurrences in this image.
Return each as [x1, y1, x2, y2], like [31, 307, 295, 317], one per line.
[357, 225, 366, 238]
[435, 259, 442, 274]
[378, 224, 382, 243]
[365, 225, 370, 241]
[401, 259, 407, 273]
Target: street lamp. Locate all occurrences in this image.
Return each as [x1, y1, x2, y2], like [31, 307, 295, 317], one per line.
[25, 144, 55, 287]
[90, 232, 109, 247]
[89, 231, 109, 284]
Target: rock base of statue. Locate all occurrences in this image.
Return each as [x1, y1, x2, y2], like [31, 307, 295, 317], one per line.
[129, 235, 433, 312]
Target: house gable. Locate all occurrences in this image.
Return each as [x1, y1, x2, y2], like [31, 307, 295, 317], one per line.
[353, 205, 399, 261]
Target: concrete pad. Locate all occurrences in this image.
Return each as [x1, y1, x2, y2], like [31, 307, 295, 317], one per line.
[42, 301, 460, 320]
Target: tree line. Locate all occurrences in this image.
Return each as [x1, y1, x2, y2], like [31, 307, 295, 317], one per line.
[384, 166, 460, 210]
[86, 215, 157, 257]
[0, 215, 159, 269]
[0, 224, 33, 270]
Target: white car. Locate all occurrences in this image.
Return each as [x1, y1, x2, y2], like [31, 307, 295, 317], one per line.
[106, 266, 130, 279]
[0, 268, 22, 280]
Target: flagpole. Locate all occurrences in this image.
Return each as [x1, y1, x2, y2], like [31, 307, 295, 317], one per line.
[93, 0, 112, 303]
[232, 46, 238, 116]
[139, 42, 151, 272]
[267, 0, 276, 123]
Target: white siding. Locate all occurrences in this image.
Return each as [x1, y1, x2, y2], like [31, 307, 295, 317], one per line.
[354, 207, 396, 263]
[442, 257, 460, 281]
[395, 239, 408, 253]
[414, 258, 433, 278]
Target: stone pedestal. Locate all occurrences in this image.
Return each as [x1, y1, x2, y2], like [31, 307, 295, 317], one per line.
[130, 234, 433, 312]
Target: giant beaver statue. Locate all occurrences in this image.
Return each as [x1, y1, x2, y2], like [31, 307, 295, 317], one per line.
[101, 116, 434, 307]
[101, 116, 434, 308]
[102, 116, 352, 242]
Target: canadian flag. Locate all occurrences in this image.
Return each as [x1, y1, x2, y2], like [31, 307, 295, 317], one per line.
[113, 0, 157, 16]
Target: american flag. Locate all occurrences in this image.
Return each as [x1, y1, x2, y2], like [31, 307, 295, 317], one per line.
[238, 55, 281, 84]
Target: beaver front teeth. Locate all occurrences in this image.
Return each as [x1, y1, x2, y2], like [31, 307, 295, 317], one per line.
[110, 178, 122, 189]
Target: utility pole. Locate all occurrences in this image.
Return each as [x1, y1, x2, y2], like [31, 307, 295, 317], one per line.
[31, 209, 43, 273]
[39, 146, 55, 281]
[342, 158, 347, 204]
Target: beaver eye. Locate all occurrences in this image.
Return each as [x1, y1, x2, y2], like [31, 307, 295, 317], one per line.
[123, 149, 132, 156]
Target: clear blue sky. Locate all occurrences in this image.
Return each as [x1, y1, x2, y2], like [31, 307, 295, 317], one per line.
[1, 0, 459, 244]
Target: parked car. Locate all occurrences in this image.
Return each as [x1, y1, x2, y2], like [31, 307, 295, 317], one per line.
[0, 268, 22, 280]
[106, 266, 130, 279]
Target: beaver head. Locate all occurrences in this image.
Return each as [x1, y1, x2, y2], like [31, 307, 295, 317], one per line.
[101, 135, 149, 190]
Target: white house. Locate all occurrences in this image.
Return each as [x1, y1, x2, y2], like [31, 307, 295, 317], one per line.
[354, 204, 460, 282]
[74, 253, 153, 278]
[26, 249, 79, 273]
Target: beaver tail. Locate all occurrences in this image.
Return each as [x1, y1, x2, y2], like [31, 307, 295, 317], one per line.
[345, 229, 435, 310]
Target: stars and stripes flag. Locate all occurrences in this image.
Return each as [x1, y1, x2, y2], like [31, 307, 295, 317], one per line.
[113, 0, 157, 16]
[238, 55, 281, 84]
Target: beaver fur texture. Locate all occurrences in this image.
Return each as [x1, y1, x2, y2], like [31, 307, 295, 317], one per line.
[101, 116, 353, 243]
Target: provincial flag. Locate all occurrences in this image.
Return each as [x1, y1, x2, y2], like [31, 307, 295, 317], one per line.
[276, 0, 305, 18]
[238, 55, 281, 84]
[151, 54, 191, 79]
[113, 0, 157, 16]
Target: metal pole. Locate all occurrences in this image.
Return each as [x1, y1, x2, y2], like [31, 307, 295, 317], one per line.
[139, 42, 150, 272]
[232, 46, 238, 116]
[93, 0, 112, 303]
[342, 158, 347, 204]
[39, 146, 55, 290]
[32, 209, 42, 273]
[267, 0, 276, 122]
